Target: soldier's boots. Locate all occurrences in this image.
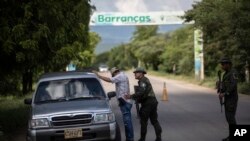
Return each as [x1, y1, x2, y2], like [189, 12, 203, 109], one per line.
[138, 137, 161, 141]
[222, 136, 230, 141]
[155, 137, 162, 141]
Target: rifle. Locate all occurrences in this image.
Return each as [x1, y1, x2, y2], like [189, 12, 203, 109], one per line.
[217, 70, 224, 113]
[134, 86, 140, 118]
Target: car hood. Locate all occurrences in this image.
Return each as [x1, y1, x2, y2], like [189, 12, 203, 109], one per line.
[32, 99, 111, 118]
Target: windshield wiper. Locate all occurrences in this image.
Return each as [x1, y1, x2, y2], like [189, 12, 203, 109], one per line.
[35, 97, 67, 104]
[35, 96, 105, 104]
[69, 96, 104, 101]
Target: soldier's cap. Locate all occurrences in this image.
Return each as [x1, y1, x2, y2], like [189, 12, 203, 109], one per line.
[219, 57, 232, 64]
[110, 67, 119, 76]
[133, 67, 147, 74]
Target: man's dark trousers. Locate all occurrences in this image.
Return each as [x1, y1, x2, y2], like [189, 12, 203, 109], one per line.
[139, 98, 162, 140]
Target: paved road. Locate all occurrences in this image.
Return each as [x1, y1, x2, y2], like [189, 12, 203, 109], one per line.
[12, 71, 250, 141]
[101, 71, 250, 141]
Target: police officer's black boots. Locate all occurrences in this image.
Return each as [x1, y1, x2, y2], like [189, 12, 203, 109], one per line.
[138, 137, 145, 141]
[155, 127, 162, 141]
[222, 136, 230, 141]
[155, 137, 162, 141]
[155, 135, 162, 141]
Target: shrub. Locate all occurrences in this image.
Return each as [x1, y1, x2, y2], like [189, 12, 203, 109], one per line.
[0, 96, 30, 140]
[238, 82, 250, 95]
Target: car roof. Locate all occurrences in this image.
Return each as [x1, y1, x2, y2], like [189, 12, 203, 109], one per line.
[99, 64, 108, 67]
[39, 71, 98, 82]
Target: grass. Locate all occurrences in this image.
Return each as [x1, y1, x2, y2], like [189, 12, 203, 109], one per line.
[149, 70, 217, 88]
[238, 82, 250, 95]
[149, 70, 250, 95]
[0, 95, 31, 140]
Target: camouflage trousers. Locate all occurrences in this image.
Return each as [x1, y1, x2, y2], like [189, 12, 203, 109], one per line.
[224, 100, 237, 125]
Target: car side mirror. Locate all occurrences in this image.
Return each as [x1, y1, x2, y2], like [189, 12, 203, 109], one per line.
[24, 98, 32, 105]
[107, 91, 116, 100]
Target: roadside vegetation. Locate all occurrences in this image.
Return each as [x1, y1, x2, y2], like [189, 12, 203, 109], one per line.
[0, 0, 98, 96]
[94, 0, 250, 95]
[0, 0, 98, 140]
[149, 71, 250, 95]
[0, 95, 31, 141]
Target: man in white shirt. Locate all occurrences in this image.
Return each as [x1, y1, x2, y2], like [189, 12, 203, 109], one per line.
[93, 67, 134, 141]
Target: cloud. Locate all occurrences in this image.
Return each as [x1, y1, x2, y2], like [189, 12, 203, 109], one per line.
[146, 0, 182, 11]
[91, 0, 202, 12]
[91, 0, 118, 12]
[115, 0, 148, 12]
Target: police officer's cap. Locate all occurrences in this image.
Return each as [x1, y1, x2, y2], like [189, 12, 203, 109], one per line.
[219, 57, 232, 64]
[133, 67, 147, 74]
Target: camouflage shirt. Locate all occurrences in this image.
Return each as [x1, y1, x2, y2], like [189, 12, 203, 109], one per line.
[222, 68, 238, 100]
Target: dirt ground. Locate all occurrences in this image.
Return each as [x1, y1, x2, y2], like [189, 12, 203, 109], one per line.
[10, 127, 26, 141]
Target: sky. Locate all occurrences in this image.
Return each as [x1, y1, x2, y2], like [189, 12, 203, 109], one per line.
[90, 0, 201, 13]
[90, 0, 202, 54]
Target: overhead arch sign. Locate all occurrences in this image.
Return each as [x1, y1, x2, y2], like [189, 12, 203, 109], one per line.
[89, 11, 189, 26]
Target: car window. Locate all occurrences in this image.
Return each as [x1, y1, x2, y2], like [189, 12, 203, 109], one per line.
[34, 82, 51, 102]
[34, 78, 106, 104]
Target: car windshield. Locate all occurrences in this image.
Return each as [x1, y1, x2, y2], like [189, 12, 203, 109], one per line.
[34, 78, 106, 104]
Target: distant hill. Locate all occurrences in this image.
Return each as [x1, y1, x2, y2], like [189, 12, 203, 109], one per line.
[90, 24, 185, 54]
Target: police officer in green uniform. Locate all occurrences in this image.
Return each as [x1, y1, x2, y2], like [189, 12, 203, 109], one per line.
[126, 68, 162, 141]
[218, 57, 238, 141]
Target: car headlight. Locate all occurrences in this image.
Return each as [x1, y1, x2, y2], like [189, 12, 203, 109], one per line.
[94, 113, 115, 123]
[29, 118, 50, 129]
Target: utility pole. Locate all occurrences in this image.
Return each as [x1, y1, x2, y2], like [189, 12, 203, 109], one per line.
[194, 29, 204, 81]
[246, 61, 249, 83]
[200, 53, 204, 80]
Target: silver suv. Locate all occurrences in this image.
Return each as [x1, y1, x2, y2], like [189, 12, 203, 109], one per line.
[24, 71, 121, 141]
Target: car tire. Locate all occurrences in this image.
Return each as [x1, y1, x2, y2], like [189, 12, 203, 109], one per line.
[26, 132, 31, 141]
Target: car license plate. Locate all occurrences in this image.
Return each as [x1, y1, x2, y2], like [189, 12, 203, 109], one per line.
[64, 128, 82, 139]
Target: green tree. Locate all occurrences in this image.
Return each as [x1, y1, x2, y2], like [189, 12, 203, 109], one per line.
[160, 26, 194, 74]
[74, 32, 101, 69]
[130, 25, 166, 70]
[132, 25, 158, 41]
[108, 44, 137, 70]
[131, 35, 165, 70]
[0, 0, 93, 95]
[94, 52, 110, 67]
[183, 0, 250, 79]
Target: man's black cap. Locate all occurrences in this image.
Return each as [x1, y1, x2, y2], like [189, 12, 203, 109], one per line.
[219, 57, 232, 64]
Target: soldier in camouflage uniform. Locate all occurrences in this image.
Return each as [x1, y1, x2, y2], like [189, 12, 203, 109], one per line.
[218, 57, 238, 141]
[126, 68, 162, 141]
